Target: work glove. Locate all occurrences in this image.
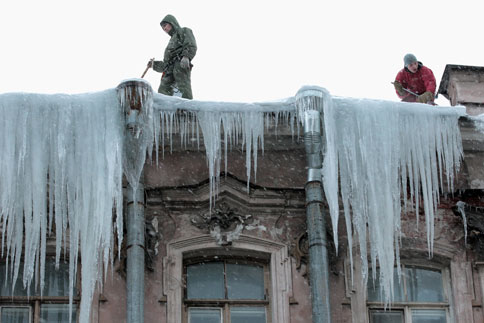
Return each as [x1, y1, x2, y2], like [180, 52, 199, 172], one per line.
[417, 91, 434, 104]
[393, 81, 406, 97]
[180, 56, 190, 69]
[152, 60, 164, 73]
[147, 58, 154, 68]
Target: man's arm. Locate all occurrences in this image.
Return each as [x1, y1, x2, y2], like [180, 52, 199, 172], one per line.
[421, 66, 437, 94]
[415, 66, 436, 103]
[181, 27, 197, 60]
[152, 60, 165, 73]
[394, 71, 411, 100]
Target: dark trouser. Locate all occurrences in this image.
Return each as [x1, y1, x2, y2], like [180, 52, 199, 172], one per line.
[158, 61, 193, 99]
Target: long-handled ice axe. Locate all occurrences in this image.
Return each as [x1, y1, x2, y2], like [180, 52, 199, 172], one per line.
[141, 58, 155, 78]
[391, 82, 437, 105]
[391, 82, 418, 97]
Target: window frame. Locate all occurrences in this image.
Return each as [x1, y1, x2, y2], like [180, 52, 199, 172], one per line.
[182, 256, 271, 323]
[163, 234, 293, 323]
[367, 264, 452, 323]
[0, 256, 80, 323]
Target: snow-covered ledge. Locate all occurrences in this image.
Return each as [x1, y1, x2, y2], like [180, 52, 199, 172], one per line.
[163, 234, 293, 323]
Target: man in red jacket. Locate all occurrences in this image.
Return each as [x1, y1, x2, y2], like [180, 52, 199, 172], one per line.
[394, 53, 436, 104]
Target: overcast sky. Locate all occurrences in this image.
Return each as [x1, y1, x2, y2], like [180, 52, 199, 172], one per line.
[0, 0, 482, 105]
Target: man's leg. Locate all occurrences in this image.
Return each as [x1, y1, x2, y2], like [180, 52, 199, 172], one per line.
[158, 73, 175, 96]
[173, 63, 193, 100]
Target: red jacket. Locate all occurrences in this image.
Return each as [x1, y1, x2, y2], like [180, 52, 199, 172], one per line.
[395, 63, 436, 102]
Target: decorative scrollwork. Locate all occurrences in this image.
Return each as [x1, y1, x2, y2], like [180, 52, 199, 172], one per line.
[290, 224, 339, 281]
[191, 202, 253, 245]
[293, 232, 309, 277]
[145, 217, 161, 271]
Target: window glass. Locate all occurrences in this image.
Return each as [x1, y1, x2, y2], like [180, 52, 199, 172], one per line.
[369, 310, 403, 323]
[230, 307, 266, 323]
[187, 263, 224, 299]
[226, 264, 264, 300]
[186, 260, 268, 323]
[411, 309, 446, 323]
[40, 304, 76, 323]
[0, 260, 74, 297]
[367, 269, 404, 302]
[0, 264, 30, 297]
[406, 268, 444, 302]
[188, 308, 221, 323]
[43, 261, 72, 296]
[0, 307, 30, 323]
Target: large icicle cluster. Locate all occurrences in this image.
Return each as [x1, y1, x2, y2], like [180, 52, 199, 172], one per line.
[152, 88, 464, 304]
[151, 95, 298, 204]
[118, 79, 155, 190]
[0, 82, 465, 322]
[295, 88, 464, 303]
[0, 90, 124, 323]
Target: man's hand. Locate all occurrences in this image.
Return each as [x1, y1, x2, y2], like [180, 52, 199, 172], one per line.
[180, 56, 190, 69]
[393, 81, 406, 96]
[141, 58, 155, 78]
[417, 91, 434, 104]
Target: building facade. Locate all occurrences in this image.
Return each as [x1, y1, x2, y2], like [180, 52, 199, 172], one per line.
[2, 66, 484, 323]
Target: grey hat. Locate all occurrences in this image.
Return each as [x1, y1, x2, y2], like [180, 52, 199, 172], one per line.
[404, 53, 417, 67]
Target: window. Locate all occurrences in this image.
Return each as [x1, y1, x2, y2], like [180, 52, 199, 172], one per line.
[184, 258, 270, 323]
[0, 258, 77, 323]
[367, 265, 449, 323]
[164, 235, 292, 323]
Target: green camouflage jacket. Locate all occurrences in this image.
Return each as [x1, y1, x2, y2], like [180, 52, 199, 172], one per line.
[153, 15, 197, 74]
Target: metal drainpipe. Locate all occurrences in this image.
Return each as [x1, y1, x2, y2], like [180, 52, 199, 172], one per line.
[117, 79, 149, 323]
[125, 179, 145, 323]
[304, 109, 332, 323]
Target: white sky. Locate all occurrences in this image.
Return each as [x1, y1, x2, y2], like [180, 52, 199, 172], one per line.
[0, 0, 482, 105]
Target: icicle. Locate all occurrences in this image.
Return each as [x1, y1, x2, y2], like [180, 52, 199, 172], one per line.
[322, 96, 464, 305]
[456, 201, 468, 244]
[197, 111, 222, 208]
[117, 79, 154, 190]
[195, 110, 266, 207]
[0, 90, 124, 323]
[295, 86, 340, 256]
[150, 92, 463, 306]
[0, 84, 465, 323]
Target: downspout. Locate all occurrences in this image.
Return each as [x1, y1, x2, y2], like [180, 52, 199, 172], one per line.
[125, 178, 145, 323]
[303, 109, 332, 323]
[117, 79, 152, 323]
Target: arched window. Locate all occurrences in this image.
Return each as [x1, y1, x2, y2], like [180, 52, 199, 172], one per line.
[163, 235, 292, 323]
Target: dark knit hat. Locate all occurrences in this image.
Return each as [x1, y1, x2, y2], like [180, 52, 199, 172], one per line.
[404, 53, 417, 67]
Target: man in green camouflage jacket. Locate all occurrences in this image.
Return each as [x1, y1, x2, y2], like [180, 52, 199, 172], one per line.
[149, 14, 197, 99]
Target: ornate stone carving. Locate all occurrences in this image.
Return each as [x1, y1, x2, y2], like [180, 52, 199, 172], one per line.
[145, 217, 161, 271]
[289, 221, 339, 280]
[190, 202, 253, 245]
[293, 232, 309, 277]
